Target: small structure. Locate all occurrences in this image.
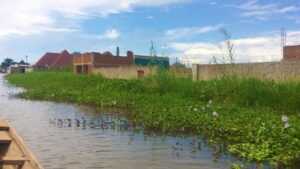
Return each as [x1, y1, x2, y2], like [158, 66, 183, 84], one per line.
[34, 50, 73, 69]
[73, 51, 134, 74]
[73, 51, 155, 79]
[283, 45, 300, 61]
[0, 68, 7, 73]
[8, 64, 32, 74]
[134, 55, 170, 68]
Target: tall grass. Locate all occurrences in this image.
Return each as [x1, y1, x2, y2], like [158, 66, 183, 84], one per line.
[6, 71, 300, 169]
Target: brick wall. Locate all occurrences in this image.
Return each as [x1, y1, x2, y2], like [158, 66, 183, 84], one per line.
[73, 54, 93, 65]
[93, 51, 134, 67]
[193, 61, 300, 81]
[73, 51, 134, 74]
[283, 45, 300, 61]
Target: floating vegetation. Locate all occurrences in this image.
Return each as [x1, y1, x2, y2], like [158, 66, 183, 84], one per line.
[6, 71, 300, 169]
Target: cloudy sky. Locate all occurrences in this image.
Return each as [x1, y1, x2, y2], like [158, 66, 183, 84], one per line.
[0, 0, 299, 64]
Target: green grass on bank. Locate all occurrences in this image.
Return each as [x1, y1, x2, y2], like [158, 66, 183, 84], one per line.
[6, 71, 300, 169]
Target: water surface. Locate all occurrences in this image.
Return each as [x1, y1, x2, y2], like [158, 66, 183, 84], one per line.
[0, 74, 235, 169]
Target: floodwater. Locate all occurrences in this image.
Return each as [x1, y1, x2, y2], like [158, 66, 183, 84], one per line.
[0, 74, 237, 169]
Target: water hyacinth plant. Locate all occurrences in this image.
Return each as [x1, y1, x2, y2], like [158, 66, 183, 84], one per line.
[281, 115, 289, 123]
[6, 71, 300, 169]
[281, 115, 290, 129]
[212, 111, 219, 117]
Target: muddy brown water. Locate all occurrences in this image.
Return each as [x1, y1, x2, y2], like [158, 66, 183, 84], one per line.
[0, 74, 238, 169]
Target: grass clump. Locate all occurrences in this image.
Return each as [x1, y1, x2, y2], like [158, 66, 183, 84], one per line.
[6, 71, 300, 169]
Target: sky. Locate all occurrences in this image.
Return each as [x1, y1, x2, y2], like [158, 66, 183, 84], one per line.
[0, 0, 299, 65]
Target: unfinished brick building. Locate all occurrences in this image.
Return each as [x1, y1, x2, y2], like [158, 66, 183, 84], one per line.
[283, 45, 300, 61]
[73, 51, 134, 74]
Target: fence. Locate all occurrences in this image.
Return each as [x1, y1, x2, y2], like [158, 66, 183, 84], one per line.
[192, 61, 300, 81]
[92, 66, 156, 79]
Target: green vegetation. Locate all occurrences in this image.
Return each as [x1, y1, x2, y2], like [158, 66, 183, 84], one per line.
[6, 71, 300, 169]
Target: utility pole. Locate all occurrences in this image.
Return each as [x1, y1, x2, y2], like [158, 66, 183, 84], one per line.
[116, 46, 120, 57]
[150, 41, 157, 57]
[25, 55, 28, 64]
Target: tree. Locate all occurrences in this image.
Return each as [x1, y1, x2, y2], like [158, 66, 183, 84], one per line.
[19, 60, 29, 65]
[220, 28, 235, 64]
[210, 28, 235, 64]
[1, 58, 15, 69]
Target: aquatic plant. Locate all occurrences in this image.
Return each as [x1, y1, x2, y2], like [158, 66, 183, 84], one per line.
[6, 71, 300, 169]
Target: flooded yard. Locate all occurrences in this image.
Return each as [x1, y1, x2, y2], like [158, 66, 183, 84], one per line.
[0, 74, 236, 169]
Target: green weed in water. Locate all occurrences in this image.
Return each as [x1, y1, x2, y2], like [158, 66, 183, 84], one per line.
[6, 71, 300, 169]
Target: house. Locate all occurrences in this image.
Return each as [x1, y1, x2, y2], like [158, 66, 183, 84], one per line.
[8, 64, 32, 74]
[34, 50, 73, 69]
[73, 51, 134, 74]
[283, 45, 300, 61]
[134, 55, 170, 68]
[0, 68, 6, 73]
[73, 51, 155, 79]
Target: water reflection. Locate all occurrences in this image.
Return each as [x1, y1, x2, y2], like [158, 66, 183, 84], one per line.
[47, 112, 228, 165]
[48, 114, 134, 130]
[49, 115, 206, 154]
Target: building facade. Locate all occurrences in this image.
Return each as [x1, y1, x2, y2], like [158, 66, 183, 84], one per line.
[73, 51, 134, 74]
[283, 45, 300, 61]
[73, 51, 158, 79]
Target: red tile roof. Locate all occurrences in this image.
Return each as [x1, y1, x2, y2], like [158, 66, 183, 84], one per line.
[35, 50, 73, 68]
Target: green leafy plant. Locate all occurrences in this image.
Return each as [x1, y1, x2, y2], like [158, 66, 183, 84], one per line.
[6, 71, 300, 168]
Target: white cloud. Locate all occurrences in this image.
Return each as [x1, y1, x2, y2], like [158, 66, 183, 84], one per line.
[165, 24, 223, 39]
[231, 0, 300, 20]
[98, 29, 121, 40]
[0, 0, 188, 39]
[170, 31, 300, 64]
[287, 15, 300, 24]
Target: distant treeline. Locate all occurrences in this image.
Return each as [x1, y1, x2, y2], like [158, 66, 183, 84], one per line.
[1, 58, 29, 70]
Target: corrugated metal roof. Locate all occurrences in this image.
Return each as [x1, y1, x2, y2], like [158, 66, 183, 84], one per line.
[134, 55, 169, 68]
[134, 55, 169, 61]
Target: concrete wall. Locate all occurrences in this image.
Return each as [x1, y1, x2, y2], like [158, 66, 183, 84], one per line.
[169, 67, 192, 78]
[92, 66, 156, 79]
[192, 61, 300, 81]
